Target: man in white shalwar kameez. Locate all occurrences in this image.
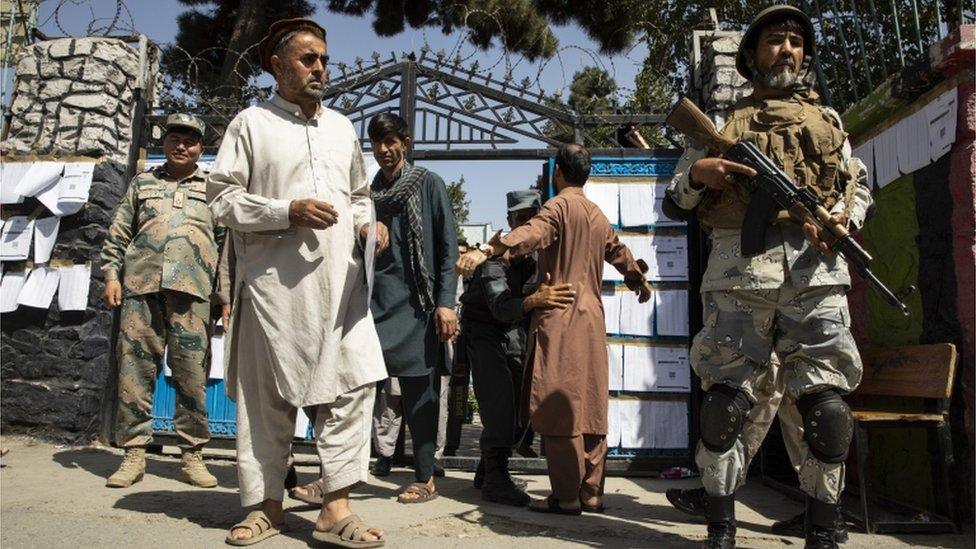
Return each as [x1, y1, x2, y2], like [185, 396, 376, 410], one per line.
[207, 18, 388, 547]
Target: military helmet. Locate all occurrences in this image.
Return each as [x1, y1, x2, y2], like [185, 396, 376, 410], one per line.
[735, 4, 816, 81]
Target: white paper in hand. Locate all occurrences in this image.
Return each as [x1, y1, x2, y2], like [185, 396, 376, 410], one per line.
[209, 334, 225, 379]
[364, 206, 377, 301]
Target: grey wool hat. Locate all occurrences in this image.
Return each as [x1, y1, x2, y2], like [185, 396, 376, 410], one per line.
[507, 189, 542, 212]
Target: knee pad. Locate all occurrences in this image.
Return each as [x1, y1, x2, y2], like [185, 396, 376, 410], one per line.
[798, 389, 853, 464]
[699, 385, 752, 452]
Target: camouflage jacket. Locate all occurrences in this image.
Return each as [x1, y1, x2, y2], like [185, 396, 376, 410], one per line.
[101, 165, 225, 301]
[666, 100, 873, 293]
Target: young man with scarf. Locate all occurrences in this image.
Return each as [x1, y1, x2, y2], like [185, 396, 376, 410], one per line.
[368, 112, 459, 504]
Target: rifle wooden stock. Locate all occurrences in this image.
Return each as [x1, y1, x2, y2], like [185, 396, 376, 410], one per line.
[665, 97, 736, 152]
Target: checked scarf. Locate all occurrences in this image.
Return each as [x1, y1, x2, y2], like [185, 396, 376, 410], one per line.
[372, 164, 435, 313]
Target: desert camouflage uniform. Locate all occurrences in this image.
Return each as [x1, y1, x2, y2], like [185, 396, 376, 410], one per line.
[101, 165, 224, 450]
[666, 99, 873, 503]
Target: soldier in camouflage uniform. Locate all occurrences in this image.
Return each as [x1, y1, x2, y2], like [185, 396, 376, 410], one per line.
[101, 113, 225, 489]
[665, 6, 873, 549]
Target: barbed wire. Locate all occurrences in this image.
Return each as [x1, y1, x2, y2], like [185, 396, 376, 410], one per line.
[37, 0, 137, 38]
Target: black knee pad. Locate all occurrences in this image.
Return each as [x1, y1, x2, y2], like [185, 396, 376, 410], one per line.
[798, 389, 853, 464]
[699, 385, 752, 452]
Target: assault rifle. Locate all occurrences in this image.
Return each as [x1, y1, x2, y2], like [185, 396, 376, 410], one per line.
[665, 97, 909, 315]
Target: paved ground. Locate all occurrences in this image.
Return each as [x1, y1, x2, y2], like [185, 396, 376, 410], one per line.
[1, 436, 971, 548]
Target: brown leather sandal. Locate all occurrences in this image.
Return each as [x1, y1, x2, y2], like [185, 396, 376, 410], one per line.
[312, 514, 385, 548]
[396, 482, 438, 504]
[225, 510, 287, 546]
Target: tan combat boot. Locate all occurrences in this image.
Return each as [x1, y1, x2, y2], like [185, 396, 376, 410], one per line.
[105, 447, 147, 488]
[178, 449, 218, 488]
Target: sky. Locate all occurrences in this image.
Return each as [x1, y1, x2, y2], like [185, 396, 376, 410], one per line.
[29, 0, 652, 230]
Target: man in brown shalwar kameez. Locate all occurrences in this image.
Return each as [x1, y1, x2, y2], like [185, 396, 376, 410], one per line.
[456, 143, 652, 514]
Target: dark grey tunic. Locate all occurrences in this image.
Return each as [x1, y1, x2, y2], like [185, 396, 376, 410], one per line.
[370, 164, 459, 377]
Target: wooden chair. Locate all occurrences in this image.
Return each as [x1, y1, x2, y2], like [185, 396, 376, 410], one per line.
[850, 343, 960, 533]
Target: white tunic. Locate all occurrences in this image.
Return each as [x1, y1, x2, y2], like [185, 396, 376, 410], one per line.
[207, 93, 387, 407]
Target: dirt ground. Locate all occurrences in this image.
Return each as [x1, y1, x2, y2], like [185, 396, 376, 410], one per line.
[0, 436, 971, 548]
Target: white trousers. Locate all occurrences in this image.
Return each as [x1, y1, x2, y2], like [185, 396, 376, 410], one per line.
[234, 297, 376, 506]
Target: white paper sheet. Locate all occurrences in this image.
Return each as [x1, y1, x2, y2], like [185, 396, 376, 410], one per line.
[926, 87, 958, 162]
[33, 217, 60, 264]
[295, 408, 311, 439]
[851, 138, 875, 189]
[652, 181, 686, 227]
[17, 266, 60, 309]
[603, 261, 625, 282]
[57, 263, 90, 311]
[655, 290, 689, 336]
[583, 183, 620, 225]
[52, 163, 95, 215]
[619, 400, 653, 448]
[651, 401, 688, 448]
[0, 268, 28, 313]
[1, 216, 34, 261]
[896, 109, 930, 175]
[651, 236, 688, 281]
[619, 291, 655, 337]
[608, 344, 624, 391]
[602, 290, 621, 334]
[209, 334, 225, 379]
[1, 162, 30, 204]
[619, 235, 654, 272]
[623, 345, 691, 392]
[607, 400, 622, 447]
[15, 161, 63, 198]
[873, 127, 900, 189]
[618, 184, 655, 227]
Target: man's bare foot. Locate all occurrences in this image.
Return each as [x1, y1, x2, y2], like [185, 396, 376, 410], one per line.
[229, 500, 285, 542]
[397, 477, 436, 502]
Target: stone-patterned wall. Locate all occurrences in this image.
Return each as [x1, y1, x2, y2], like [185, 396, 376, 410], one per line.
[1, 37, 151, 442]
[4, 37, 142, 165]
[690, 30, 751, 123]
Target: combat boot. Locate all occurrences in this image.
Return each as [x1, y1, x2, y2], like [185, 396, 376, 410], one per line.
[481, 449, 530, 506]
[106, 447, 147, 488]
[178, 449, 218, 488]
[703, 493, 736, 548]
[666, 486, 706, 517]
[804, 496, 841, 549]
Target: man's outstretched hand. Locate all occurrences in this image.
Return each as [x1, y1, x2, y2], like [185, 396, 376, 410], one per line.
[455, 249, 487, 278]
[289, 198, 338, 229]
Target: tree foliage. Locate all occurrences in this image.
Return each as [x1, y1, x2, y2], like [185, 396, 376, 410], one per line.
[162, 0, 314, 113]
[324, 0, 558, 60]
[446, 175, 470, 239]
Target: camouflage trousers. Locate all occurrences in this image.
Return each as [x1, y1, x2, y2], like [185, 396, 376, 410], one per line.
[116, 290, 212, 450]
[691, 285, 862, 503]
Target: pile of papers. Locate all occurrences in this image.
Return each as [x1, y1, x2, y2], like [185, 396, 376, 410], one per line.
[583, 180, 687, 228]
[852, 87, 959, 190]
[608, 398, 688, 449]
[602, 288, 689, 338]
[607, 343, 691, 392]
[0, 263, 92, 313]
[604, 234, 688, 282]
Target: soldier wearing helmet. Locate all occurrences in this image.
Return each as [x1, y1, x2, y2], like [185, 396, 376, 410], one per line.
[665, 5, 873, 548]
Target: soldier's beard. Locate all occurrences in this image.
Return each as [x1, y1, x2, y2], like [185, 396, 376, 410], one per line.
[748, 56, 800, 90]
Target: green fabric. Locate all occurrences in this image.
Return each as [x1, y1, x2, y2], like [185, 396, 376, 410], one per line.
[860, 174, 923, 347]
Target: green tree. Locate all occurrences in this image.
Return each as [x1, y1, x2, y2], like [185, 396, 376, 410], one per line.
[446, 175, 470, 240]
[545, 66, 618, 145]
[162, 0, 315, 113]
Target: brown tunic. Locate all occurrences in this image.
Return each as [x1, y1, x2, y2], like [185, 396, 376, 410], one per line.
[501, 187, 645, 436]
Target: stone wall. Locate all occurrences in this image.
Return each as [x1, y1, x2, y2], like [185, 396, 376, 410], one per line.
[4, 37, 143, 165]
[1, 37, 151, 442]
[690, 30, 751, 123]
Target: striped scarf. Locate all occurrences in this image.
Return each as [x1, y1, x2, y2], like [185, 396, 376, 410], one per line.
[372, 164, 435, 313]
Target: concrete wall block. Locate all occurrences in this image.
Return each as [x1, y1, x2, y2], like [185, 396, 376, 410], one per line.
[39, 78, 73, 100]
[72, 38, 95, 57]
[712, 36, 741, 54]
[15, 54, 38, 78]
[80, 60, 125, 87]
[38, 60, 61, 79]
